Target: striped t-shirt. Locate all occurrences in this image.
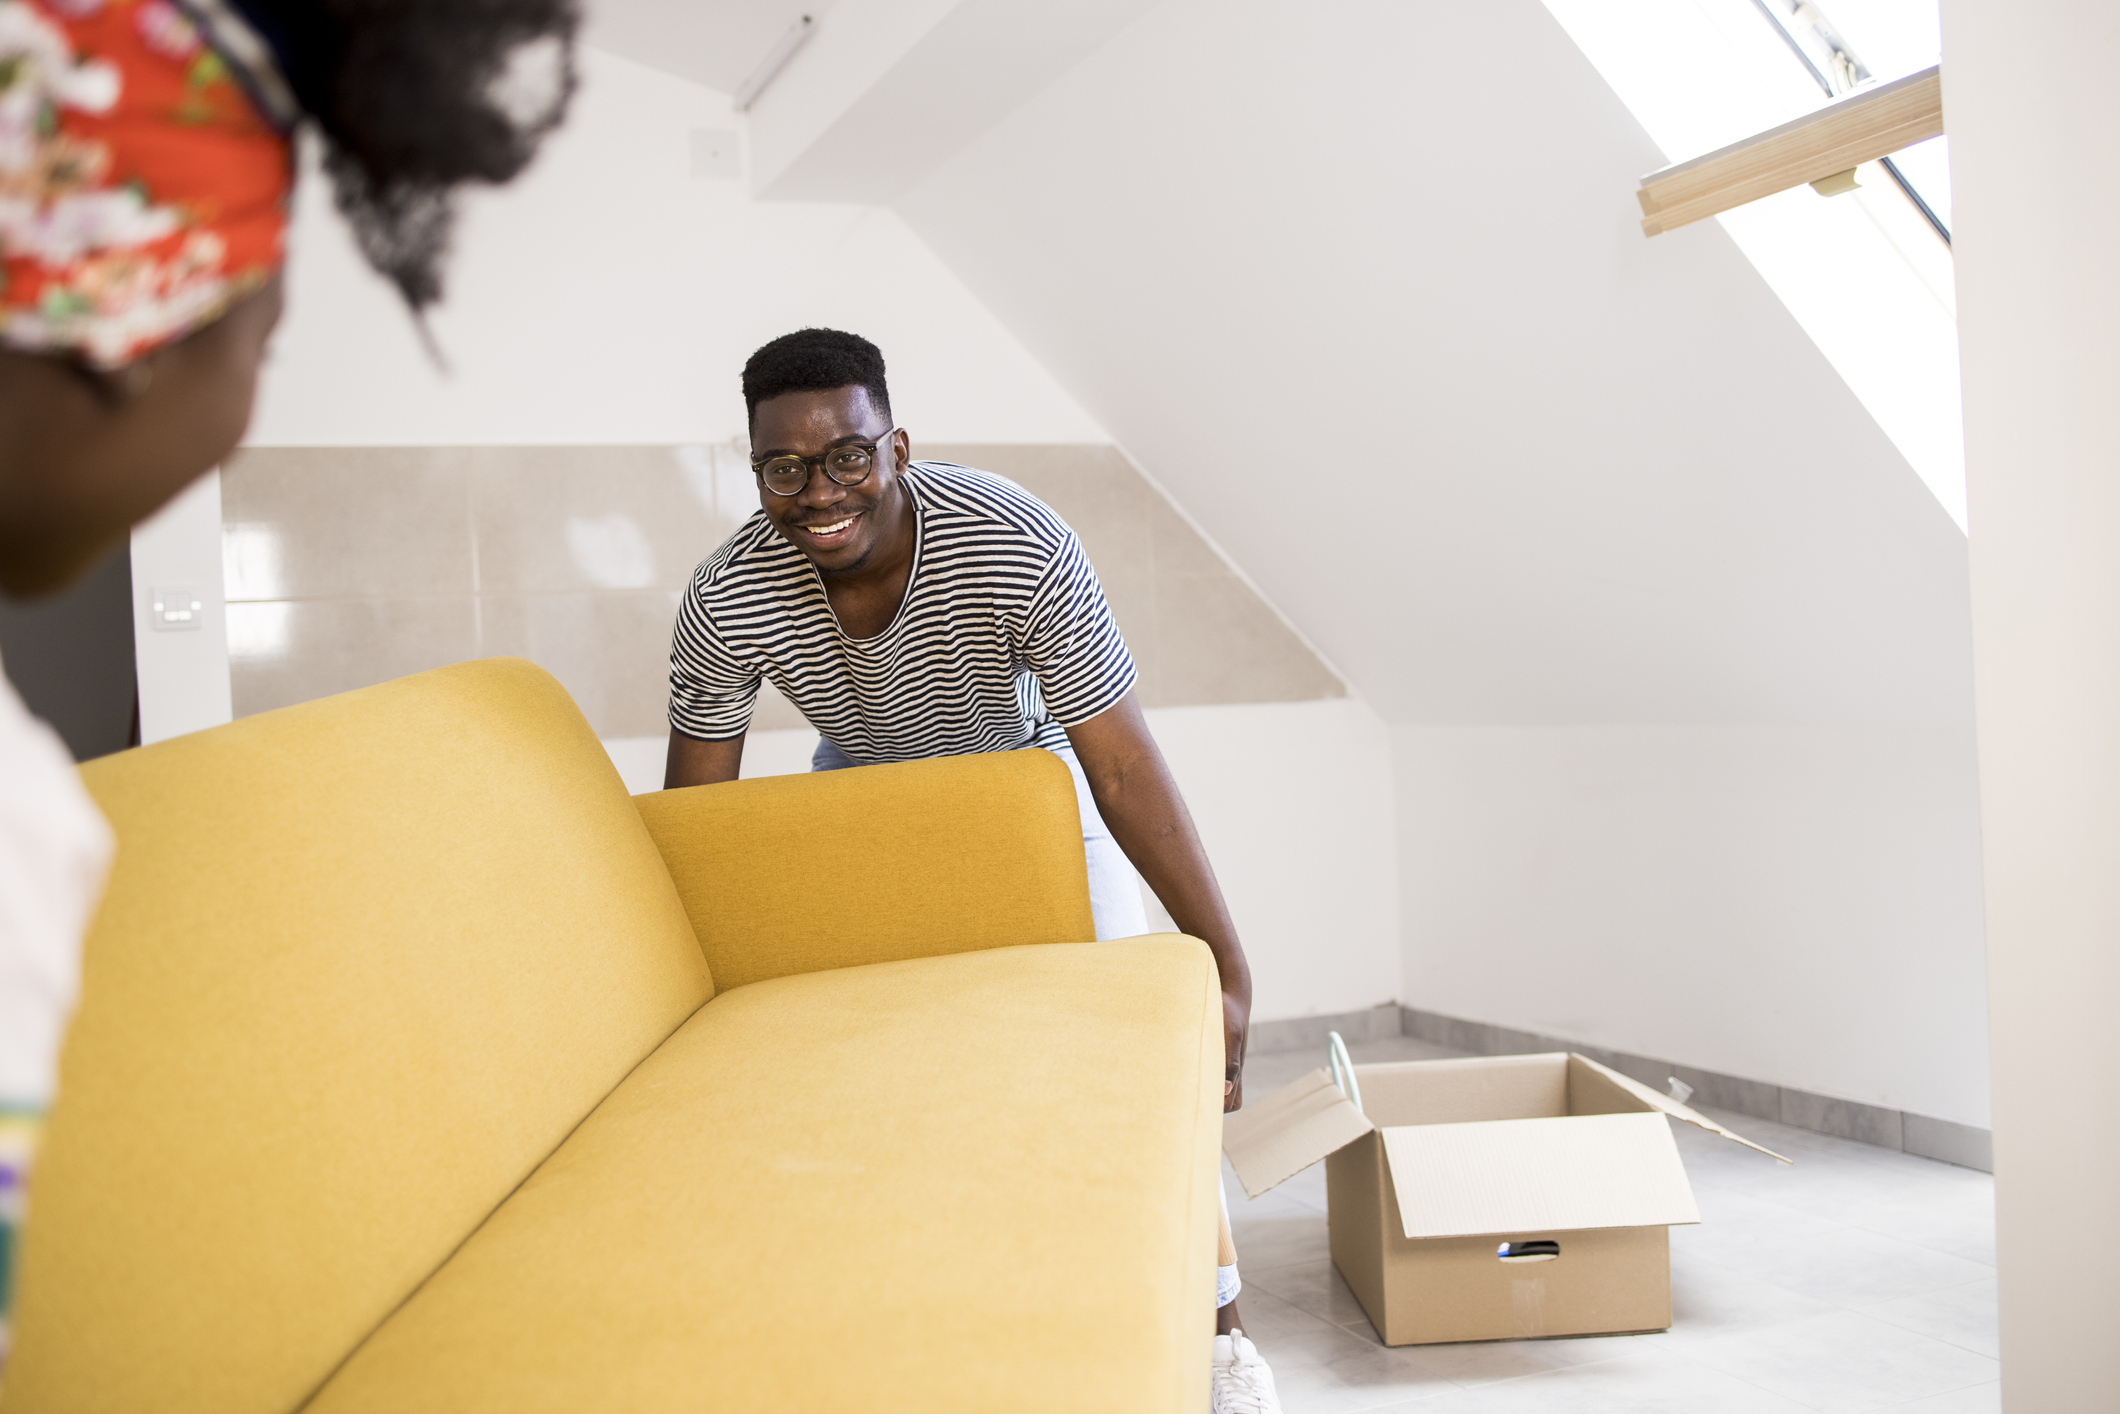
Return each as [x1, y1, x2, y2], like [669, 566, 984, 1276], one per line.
[668, 461, 1138, 761]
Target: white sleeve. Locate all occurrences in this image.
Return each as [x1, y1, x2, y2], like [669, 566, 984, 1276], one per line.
[0, 670, 113, 1107]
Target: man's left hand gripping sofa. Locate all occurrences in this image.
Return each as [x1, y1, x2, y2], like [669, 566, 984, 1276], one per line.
[1, 658, 1224, 1413]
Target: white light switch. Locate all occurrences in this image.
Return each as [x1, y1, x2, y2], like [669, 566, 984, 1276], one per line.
[151, 583, 204, 631]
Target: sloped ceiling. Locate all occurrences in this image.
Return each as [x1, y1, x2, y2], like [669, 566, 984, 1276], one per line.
[888, 0, 1974, 728]
[584, 0, 831, 95]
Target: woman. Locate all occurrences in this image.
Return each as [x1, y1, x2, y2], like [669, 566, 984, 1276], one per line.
[0, 0, 577, 1370]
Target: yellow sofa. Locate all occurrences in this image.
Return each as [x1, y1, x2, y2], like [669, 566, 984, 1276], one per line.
[2, 659, 1223, 1413]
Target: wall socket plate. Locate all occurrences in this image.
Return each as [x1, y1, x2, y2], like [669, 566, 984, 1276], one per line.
[150, 584, 203, 632]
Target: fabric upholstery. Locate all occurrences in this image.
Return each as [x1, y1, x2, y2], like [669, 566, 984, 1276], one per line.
[634, 750, 1097, 991]
[5, 659, 713, 1414]
[304, 939, 1224, 1414]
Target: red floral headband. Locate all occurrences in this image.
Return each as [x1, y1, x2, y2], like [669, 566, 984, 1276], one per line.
[0, 0, 294, 369]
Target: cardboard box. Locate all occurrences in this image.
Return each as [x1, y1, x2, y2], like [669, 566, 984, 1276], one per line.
[1223, 1052, 1788, 1345]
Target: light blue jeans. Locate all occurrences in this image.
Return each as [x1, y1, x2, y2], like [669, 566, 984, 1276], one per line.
[809, 738, 1239, 1305]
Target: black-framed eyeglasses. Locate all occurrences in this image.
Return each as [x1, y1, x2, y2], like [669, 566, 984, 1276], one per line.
[750, 431, 897, 497]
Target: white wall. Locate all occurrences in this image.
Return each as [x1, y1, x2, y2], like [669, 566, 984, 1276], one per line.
[1147, 700, 1399, 1022]
[879, 0, 1985, 1115]
[1945, 0, 2120, 1401]
[247, 45, 1104, 448]
[608, 697, 1402, 1024]
[130, 473, 233, 745]
[1398, 724, 1988, 1126]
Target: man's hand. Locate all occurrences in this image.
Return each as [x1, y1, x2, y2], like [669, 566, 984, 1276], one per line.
[1066, 692, 1256, 1114]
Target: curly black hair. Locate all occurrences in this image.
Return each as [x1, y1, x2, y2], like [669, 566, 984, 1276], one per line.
[742, 329, 892, 427]
[230, 0, 580, 313]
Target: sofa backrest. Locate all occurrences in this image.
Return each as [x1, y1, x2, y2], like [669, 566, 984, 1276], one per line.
[635, 749, 1097, 991]
[7, 659, 713, 1414]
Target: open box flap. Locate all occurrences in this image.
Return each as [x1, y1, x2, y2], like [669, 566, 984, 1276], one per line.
[1222, 1068, 1375, 1199]
[1381, 1111, 1701, 1239]
[1573, 1054, 1793, 1164]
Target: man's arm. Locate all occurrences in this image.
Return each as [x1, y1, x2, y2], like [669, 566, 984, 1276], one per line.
[1064, 690, 1253, 1111]
[664, 730, 745, 789]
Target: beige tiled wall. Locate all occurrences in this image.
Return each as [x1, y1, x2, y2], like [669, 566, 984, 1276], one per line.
[222, 444, 1342, 738]
[920, 445, 1343, 710]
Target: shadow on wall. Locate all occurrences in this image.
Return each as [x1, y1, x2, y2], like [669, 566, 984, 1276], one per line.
[0, 542, 137, 761]
[219, 444, 1343, 734]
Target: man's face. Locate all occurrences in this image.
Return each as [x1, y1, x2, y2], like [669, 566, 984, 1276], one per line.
[749, 384, 911, 576]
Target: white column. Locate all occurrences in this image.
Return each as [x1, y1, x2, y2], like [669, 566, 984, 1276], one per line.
[1944, 1, 2120, 1406]
[129, 471, 232, 745]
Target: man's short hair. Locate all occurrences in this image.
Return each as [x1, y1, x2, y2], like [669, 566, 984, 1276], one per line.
[742, 328, 891, 426]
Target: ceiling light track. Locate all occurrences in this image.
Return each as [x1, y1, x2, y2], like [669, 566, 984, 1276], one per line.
[734, 14, 816, 113]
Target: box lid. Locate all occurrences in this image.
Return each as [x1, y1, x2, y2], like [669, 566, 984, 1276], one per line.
[1382, 1110, 1699, 1238]
[1222, 1067, 1373, 1199]
[1569, 1054, 1792, 1164]
[1221, 1051, 1790, 1203]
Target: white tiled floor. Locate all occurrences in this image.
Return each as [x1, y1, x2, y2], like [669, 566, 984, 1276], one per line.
[1228, 1036, 1998, 1413]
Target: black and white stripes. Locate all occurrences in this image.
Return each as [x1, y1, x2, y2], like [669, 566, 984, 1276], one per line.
[669, 462, 1137, 761]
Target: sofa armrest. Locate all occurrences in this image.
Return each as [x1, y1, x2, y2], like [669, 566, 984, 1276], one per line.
[633, 749, 1098, 990]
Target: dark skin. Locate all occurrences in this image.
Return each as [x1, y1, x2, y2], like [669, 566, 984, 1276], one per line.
[664, 385, 1258, 1334]
[0, 276, 286, 598]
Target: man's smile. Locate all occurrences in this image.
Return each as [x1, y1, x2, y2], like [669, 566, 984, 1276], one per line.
[794, 512, 861, 546]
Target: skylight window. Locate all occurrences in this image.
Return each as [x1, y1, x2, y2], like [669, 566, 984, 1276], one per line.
[1544, 0, 1965, 530]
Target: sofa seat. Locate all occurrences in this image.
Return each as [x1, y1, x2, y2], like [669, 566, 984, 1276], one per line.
[304, 939, 1222, 1414]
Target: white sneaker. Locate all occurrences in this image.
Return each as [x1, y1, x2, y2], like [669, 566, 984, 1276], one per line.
[1210, 1329, 1283, 1414]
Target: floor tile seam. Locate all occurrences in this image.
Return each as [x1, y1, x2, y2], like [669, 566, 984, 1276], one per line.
[1438, 1342, 1650, 1390]
[1848, 1311, 2000, 1363]
[1756, 1197, 1989, 1227]
[1834, 1201, 2001, 1230]
[1650, 1337, 1880, 1414]
[1333, 1382, 1472, 1412]
[1715, 1199, 1945, 1232]
[1330, 1315, 1392, 1349]
[1834, 1225, 1997, 1267]
[1257, 1312, 1382, 1350]
[1666, 1245, 1856, 1292]
[1686, 1181, 1863, 1225]
[1732, 1304, 2004, 1366]
[1662, 1306, 1843, 1343]
[1855, 1273, 1999, 1306]
[1636, 1336, 1841, 1410]
[1767, 1285, 2001, 1323]
[1669, 1260, 1920, 1320]
[1807, 1220, 1998, 1267]
[1314, 1345, 1475, 1384]
[1881, 1371, 2006, 1406]
[1884, 1380, 2000, 1408]
[1240, 1272, 1340, 1304]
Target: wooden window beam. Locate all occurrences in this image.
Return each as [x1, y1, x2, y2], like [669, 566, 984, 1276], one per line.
[1637, 64, 1942, 236]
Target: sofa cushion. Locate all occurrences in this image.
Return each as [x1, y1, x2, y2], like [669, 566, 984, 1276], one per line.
[634, 749, 1097, 992]
[7, 659, 713, 1414]
[303, 938, 1223, 1414]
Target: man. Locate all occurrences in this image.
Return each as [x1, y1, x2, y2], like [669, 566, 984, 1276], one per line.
[664, 328, 1282, 1411]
